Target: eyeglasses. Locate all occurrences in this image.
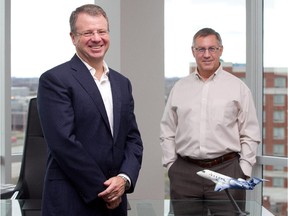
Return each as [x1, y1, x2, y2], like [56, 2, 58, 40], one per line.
[193, 47, 221, 54]
[76, 30, 109, 37]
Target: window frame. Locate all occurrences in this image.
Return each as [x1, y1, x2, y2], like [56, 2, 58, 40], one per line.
[1, 0, 12, 184]
[246, 0, 288, 203]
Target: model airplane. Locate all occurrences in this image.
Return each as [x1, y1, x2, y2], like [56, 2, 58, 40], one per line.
[197, 169, 268, 192]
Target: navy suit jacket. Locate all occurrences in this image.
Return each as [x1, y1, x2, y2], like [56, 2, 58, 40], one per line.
[37, 55, 143, 216]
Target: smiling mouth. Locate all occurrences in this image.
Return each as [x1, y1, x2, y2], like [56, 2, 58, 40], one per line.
[203, 61, 212, 64]
[91, 45, 102, 48]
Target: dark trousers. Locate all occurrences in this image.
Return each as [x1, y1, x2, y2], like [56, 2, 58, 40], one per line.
[168, 155, 246, 215]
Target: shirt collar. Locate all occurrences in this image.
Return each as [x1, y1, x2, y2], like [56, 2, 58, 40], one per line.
[76, 53, 109, 77]
[194, 63, 223, 80]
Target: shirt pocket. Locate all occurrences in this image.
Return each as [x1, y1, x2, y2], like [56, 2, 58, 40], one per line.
[212, 99, 238, 125]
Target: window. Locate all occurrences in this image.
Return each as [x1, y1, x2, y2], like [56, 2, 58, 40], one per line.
[263, 0, 288, 215]
[7, 0, 94, 185]
[165, 0, 246, 79]
[273, 95, 285, 106]
[273, 166, 283, 171]
[272, 178, 284, 187]
[273, 111, 285, 123]
[274, 77, 286, 88]
[273, 144, 285, 157]
[273, 128, 285, 140]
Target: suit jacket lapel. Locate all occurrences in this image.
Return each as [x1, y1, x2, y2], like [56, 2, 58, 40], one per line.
[70, 55, 111, 133]
[109, 71, 121, 142]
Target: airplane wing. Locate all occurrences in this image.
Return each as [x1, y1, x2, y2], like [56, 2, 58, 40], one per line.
[214, 182, 231, 192]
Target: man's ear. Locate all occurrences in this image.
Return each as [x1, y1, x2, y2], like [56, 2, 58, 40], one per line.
[191, 47, 196, 58]
[70, 32, 77, 45]
[219, 46, 224, 57]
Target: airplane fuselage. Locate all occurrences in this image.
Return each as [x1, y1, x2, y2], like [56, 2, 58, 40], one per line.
[197, 169, 265, 191]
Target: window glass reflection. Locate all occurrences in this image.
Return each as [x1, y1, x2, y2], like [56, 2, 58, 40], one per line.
[263, 166, 288, 216]
[10, 0, 93, 184]
[263, 0, 288, 215]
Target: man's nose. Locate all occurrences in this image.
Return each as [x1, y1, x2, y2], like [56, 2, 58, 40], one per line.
[91, 32, 101, 40]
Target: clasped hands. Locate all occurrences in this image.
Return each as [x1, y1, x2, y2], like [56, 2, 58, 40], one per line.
[98, 176, 126, 209]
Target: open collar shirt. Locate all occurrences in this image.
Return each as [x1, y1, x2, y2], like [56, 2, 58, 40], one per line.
[160, 64, 261, 176]
[77, 55, 113, 136]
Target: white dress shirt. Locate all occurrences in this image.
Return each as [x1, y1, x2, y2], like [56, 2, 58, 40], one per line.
[89, 64, 114, 136]
[77, 55, 131, 189]
[78, 59, 114, 135]
[160, 64, 261, 177]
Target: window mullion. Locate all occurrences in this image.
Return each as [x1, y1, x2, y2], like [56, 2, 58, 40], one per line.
[0, 0, 12, 184]
[246, 0, 264, 204]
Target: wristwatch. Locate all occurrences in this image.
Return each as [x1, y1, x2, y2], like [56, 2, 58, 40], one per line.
[119, 175, 130, 190]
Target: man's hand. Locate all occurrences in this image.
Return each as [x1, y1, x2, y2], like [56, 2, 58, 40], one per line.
[105, 197, 122, 209]
[98, 176, 126, 209]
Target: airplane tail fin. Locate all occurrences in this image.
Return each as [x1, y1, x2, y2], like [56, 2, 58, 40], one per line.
[249, 177, 268, 186]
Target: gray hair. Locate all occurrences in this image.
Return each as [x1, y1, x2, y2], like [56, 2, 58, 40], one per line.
[69, 4, 109, 34]
[192, 28, 222, 46]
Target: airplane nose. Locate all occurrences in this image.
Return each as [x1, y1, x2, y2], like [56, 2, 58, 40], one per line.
[196, 171, 203, 176]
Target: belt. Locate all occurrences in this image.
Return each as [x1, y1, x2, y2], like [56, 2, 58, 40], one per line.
[180, 152, 239, 168]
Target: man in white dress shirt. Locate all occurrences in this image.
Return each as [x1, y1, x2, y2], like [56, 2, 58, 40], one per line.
[160, 28, 261, 215]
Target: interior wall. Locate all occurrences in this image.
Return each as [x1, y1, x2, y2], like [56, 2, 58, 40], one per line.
[95, 0, 165, 199]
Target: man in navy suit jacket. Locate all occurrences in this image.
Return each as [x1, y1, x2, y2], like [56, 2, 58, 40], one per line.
[37, 4, 143, 216]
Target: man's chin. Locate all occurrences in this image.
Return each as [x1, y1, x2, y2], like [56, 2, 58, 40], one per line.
[90, 53, 105, 59]
[202, 65, 214, 71]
